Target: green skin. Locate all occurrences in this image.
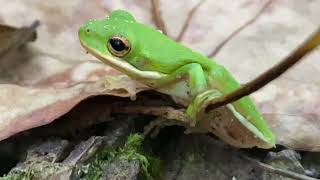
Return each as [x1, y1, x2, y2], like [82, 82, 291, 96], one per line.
[79, 10, 275, 147]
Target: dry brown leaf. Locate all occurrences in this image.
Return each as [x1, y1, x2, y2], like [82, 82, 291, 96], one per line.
[0, 0, 319, 151]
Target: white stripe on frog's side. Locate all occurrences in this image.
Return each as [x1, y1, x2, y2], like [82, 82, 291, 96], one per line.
[226, 104, 272, 145]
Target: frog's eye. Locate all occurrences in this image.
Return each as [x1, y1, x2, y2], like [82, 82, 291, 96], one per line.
[107, 36, 131, 57]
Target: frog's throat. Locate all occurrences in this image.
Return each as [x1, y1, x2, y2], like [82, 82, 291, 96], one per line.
[79, 39, 167, 80]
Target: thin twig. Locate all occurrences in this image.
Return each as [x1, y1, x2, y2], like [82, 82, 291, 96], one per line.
[206, 27, 320, 112]
[176, 0, 206, 42]
[241, 156, 319, 180]
[208, 0, 273, 58]
[208, 137, 318, 180]
[150, 0, 168, 35]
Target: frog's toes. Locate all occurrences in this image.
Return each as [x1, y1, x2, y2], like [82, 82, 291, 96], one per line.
[186, 89, 222, 124]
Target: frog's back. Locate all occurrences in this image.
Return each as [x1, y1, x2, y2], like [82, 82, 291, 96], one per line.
[129, 21, 214, 73]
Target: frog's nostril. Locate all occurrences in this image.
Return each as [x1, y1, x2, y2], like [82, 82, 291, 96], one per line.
[86, 28, 90, 33]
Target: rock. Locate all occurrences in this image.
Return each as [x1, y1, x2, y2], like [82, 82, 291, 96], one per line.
[64, 117, 134, 165]
[261, 149, 305, 180]
[301, 152, 320, 178]
[26, 139, 70, 162]
[100, 158, 140, 180]
[161, 134, 262, 180]
[2, 116, 136, 180]
[6, 139, 74, 180]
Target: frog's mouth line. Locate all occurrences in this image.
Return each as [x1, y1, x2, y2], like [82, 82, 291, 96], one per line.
[79, 39, 167, 80]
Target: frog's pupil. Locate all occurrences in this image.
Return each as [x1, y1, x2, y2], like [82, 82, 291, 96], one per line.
[109, 38, 126, 51]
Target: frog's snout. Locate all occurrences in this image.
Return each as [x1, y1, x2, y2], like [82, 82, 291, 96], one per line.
[79, 24, 90, 36]
[78, 25, 91, 48]
[83, 26, 91, 34]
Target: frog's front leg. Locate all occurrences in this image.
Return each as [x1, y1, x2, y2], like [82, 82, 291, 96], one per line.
[156, 63, 216, 124]
[157, 63, 209, 96]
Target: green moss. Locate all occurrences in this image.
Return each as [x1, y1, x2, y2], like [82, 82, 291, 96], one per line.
[0, 161, 72, 180]
[0, 163, 36, 180]
[83, 133, 161, 180]
[0, 171, 32, 180]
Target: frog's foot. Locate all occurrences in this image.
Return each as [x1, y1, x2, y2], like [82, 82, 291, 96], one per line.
[186, 89, 223, 125]
[144, 118, 188, 138]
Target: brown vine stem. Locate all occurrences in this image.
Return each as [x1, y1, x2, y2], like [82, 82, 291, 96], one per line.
[206, 27, 320, 112]
[150, 0, 168, 35]
[208, 0, 273, 58]
[176, 0, 206, 42]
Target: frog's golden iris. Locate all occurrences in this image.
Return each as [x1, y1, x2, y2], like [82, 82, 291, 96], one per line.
[107, 35, 131, 57]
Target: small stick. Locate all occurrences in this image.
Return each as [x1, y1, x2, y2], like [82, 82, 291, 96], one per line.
[208, 137, 318, 180]
[208, 0, 273, 58]
[176, 0, 206, 42]
[241, 156, 319, 180]
[206, 28, 320, 112]
[150, 0, 168, 35]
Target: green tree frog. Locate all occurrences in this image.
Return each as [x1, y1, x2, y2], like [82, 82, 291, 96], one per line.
[78, 10, 275, 148]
